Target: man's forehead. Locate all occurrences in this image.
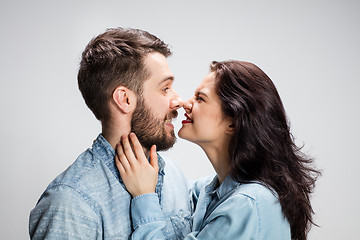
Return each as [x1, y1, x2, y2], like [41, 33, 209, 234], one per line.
[143, 52, 169, 69]
[143, 72, 174, 87]
[157, 75, 174, 85]
[143, 53, 174, 85]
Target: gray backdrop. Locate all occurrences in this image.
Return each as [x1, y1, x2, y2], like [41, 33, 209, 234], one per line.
[1, 0, 359, 239]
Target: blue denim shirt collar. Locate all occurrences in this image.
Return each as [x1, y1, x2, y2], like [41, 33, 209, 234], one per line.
[93, 134, 165, 183]
[207, 174, 240, 200]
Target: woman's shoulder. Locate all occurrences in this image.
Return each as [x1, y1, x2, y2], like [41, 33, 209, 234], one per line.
[208, 181, 278, 215]
[226, 182, 291, 238]
[233, 182, 278, 203]
[225, 182, 284, 216]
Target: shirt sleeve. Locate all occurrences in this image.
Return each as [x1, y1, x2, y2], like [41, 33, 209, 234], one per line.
[130, 192, 259, 240]
[130, 193, 167, 240]
[29, 185, 102, 239]
[129, 178, 211, 240]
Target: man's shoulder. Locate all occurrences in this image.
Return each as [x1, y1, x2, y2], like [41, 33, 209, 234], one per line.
[159, 153, 176, 167]
[159, 153, 191, 194]
[38, 145, 124, 209]
[159, 154, 187, 180]
[47, 148, 102, 189]
[30, 144, 132, 235]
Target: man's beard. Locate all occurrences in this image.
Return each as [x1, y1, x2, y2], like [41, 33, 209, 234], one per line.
[131, 96, 178, 151]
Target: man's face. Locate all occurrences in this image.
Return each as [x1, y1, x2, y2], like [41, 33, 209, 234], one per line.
[131, 52, 183, 151]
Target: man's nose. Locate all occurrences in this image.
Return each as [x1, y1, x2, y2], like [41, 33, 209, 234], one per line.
[170, 92, 184, 110]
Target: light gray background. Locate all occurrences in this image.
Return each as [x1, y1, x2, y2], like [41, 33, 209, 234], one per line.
[1, 0, 359, 239]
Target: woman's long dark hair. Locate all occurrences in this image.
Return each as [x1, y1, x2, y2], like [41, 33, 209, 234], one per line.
[211, 61, 320, 240]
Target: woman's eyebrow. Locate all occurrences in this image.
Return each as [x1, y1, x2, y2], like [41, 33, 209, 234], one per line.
[195, 90, 208, 98]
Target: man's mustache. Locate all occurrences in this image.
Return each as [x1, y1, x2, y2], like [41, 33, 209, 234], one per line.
[165, 110, 178, 120]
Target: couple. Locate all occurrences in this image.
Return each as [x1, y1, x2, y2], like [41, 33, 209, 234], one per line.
[29, 27, 319, 240]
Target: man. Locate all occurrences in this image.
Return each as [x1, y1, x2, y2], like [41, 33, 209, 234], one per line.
[29, 28, 192, 239]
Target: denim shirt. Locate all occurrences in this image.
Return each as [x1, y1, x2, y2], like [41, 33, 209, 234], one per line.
[29, 134, 192, 240]
[130, 175, 291, 239]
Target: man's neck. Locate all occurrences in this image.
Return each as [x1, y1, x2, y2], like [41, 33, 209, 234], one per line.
[101, 122, 150, 158]
[101, 120, 130, 149]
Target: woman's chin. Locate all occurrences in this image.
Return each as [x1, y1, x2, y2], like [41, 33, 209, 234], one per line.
[178, 129, 186, 140]
[178, 128, 192, 142]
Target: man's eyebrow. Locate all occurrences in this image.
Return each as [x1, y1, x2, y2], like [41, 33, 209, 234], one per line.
[158, 76, 174, 85]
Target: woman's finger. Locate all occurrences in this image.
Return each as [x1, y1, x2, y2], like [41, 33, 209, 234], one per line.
[121, 135, 137, 165]
[129, 133, 146, 162]
[116, 142, 131, 171]
[149, 145, 159, 172]
[115, 154, 126, 174]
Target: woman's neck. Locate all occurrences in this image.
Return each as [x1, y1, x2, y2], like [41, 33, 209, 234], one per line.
[199, 142, 231, 185]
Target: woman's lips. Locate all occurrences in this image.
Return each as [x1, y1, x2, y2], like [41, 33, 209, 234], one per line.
[182, 113, 193, 124]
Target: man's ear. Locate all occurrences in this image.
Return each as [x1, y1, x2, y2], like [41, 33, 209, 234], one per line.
[112, 86, 136, 114]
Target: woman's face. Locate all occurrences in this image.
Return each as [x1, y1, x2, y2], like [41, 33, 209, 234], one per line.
[178, 72, 232, 146]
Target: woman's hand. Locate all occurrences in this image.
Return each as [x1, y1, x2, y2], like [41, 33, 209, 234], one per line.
[115, 133, 159, 197]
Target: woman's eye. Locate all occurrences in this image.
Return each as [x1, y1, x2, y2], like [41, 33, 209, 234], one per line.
[162, 87, 170, 93]
[196, 96, 204, 101]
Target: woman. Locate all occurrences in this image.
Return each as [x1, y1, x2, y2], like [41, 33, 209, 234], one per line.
[116, 60, 320, 240]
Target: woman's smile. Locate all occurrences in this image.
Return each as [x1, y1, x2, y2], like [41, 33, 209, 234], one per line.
[182, 113, 193, 124]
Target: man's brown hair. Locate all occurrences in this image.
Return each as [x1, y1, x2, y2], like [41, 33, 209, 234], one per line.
[78, 27, 171, 121]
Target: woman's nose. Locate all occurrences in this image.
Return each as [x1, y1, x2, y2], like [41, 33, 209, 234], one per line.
[182, 99, 193, 113]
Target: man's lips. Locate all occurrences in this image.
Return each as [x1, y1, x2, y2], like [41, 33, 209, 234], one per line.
[182, 113, 193, 124]
[164, 113, 175, 130]
[165, 121, 174, 130]
[164, 110, 178, 123]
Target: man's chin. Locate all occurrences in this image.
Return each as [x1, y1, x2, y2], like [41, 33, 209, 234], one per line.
[157, 135, 176, 151]
[166, 128, 175, 137]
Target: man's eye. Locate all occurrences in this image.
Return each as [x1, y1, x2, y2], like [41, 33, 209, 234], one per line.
[162, 87, 170, 93]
